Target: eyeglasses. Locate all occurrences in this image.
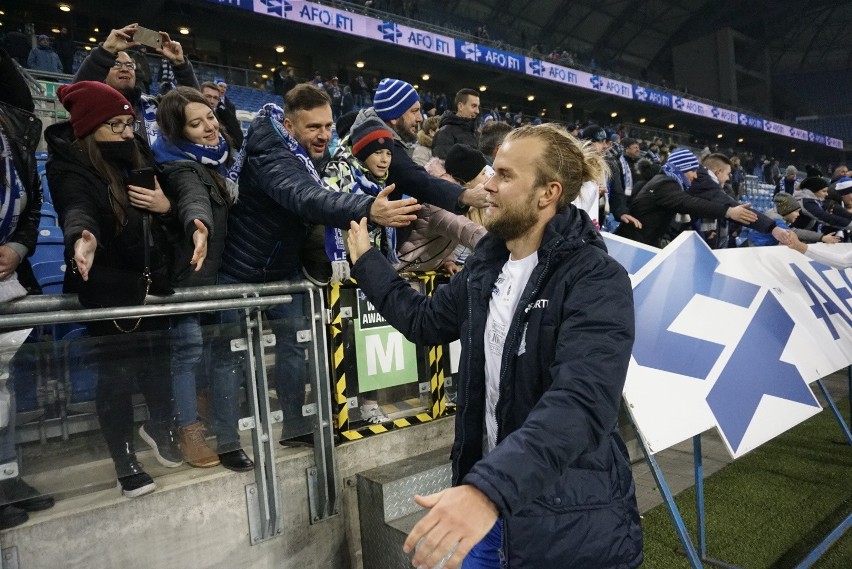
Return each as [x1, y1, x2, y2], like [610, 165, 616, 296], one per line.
[111, 61, 137, 71]
[102, 120, 141, 134]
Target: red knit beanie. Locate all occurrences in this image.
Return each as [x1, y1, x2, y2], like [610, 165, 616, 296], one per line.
[57, 81, 136, 139]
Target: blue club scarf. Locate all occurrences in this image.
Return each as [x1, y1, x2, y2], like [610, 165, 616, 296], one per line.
[151, 133, 243, 200]
[661, 160, 691, 191]
[324, 146, 399, 281]
[0, 128, 24, 245]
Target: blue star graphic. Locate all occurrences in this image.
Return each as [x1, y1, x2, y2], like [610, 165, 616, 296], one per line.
[632, 234, 759, 379]
[706, 292, 819, 453]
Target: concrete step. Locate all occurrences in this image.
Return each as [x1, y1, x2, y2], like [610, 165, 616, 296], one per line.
[357, 446, 452, 569]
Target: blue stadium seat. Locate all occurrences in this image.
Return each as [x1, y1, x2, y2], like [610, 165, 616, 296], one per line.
[39, 202, 59, 227]
[39, 173, 52, 205]
[31, 260, 66, 295]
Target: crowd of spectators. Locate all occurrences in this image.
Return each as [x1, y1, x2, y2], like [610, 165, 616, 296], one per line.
[0, 13, 849, 536]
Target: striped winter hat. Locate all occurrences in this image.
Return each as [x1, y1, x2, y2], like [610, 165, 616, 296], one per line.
[665, 148, 700, 173]
[834, 177, 852, 196]
[373, 78, 420, 121]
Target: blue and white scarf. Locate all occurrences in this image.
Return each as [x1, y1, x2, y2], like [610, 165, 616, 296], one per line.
[0, 128, 24, 245]
[151, 133, 242, 200]
[324, 149, 399, 281]
[620, 155, 634, 196]
[661, 160, 691, 191]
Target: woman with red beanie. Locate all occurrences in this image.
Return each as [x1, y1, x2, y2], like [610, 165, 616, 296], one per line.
[44, 81, 210, 498]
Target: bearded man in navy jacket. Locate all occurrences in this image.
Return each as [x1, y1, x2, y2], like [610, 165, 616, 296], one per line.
[347, 124, 642, 568]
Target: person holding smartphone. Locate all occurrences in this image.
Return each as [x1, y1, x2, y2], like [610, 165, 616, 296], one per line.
[151, 86, 254, 471]
[73, 22, 200, 148]
[45, 81, 209, 498]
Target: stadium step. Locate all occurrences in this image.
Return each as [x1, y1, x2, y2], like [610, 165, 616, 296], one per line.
[357, 446, 452, 569]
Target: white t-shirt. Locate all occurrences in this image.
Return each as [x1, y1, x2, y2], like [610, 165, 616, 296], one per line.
[483, 251, 538, 453]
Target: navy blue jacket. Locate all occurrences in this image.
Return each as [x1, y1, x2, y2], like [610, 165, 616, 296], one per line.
[221, 114, 374, 283]
[687, 168, 777, 248]
[352, 206, 642, 568]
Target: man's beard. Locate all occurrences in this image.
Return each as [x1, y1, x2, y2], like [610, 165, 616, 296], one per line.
[484, 192, 538, 242]
[392, 120, 416, 143]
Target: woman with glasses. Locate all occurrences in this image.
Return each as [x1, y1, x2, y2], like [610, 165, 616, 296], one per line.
[45, 81, 210, 498]
[151, 86, 253, 472]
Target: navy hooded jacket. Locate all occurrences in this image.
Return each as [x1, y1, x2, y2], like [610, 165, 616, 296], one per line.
[351, 205, 643, 568]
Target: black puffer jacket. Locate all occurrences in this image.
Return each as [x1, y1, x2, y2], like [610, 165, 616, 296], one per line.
[44, 122, 207, 293]
[0, 48, 43, 287]
[352, 206, 642, 568]
[221, 113, 374, 283]
[616, 173, 731, 247]
[431, 111, 479, 159]
[155, 160, 222, 286]
[686, 167, 777, 249]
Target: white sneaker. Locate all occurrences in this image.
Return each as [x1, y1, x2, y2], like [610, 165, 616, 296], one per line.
[359, 403, 390, 425]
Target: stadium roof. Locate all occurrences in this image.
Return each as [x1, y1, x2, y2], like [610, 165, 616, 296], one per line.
[455, 0, 851, 75]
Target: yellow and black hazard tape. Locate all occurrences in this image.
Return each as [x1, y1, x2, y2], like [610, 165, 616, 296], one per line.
[327, 282, 349, 433]
[339, 412, 434, 441]
[415, 273, 451, 419]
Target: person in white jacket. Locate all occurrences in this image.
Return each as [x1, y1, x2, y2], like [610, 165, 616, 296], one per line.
[786, 231, 852, 269]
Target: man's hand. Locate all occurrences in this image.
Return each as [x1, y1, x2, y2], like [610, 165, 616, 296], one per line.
[821, 233, 842, 244]
[726, 203, 758, 224]
[786, 230, 808, 254]
[619, 213, 642, 229]
[102, 24, 140, 54]
[442, 260, 461, 275]
[369, 184, 420, 228]
[0, 245, 22, 281]
[771, 226, 791, 245]
[347, 218, 371, 265]
[73, 230, 98, 281]
[459, 182, 489, 209]
[402, 485, 498, 569]
[158, 32, 185, 65]
[190, 219, 208, 272]
[128, 176, 171, 214]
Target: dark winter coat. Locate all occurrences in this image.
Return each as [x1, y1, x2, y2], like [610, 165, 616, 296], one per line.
[686, 168, 777, 249]
[615, 173, 731, 247]
[431, 111, 479, 159]
[215, 104, 244, 150]
[44, 122, 207, 295]
[220, 113, 374, 283]
[352, 206, 642, 568]
[0, 48, 43, 288]
[792, 188, 852, 232]
[156, 160, 224, 287]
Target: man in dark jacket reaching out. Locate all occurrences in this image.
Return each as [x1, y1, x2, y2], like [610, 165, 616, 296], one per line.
[347, 124, 643, 568]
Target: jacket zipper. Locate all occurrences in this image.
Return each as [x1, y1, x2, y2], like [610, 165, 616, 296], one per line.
[455, 272, 474, 486]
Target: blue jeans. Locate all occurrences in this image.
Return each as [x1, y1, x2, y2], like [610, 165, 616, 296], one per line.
[213, 274, 311, 446]
[462, 519, 503, 569]
[170, 313, 231, 432]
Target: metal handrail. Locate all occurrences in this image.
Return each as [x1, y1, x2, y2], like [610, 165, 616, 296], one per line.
[0, 281, 313, 328]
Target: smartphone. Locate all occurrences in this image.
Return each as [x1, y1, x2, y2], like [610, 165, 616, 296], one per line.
[133, 26, 162, 50]
[125, 168, 156, 190]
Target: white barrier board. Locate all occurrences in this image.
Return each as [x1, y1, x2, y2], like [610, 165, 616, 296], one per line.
[603, 232, 852, 458]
